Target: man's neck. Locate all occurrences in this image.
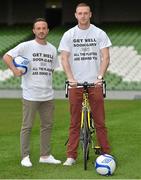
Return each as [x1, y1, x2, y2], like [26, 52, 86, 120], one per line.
[35, 38, 47, 45]
[78, 23, 90, 30]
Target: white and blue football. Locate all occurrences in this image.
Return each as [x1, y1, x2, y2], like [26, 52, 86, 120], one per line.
[95, 154, 116, 176]
[13, 56, 29, 75]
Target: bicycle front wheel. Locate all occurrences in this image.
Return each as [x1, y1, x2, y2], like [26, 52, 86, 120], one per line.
[83, 110, 90, 170]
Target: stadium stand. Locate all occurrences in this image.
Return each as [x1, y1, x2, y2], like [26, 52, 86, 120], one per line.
[0, 26, 32, 55]
[0, 24, 141, 90]
[0, 25, 32, 88]
[109, 46, 141, 82]
[104, 23, 141, 90]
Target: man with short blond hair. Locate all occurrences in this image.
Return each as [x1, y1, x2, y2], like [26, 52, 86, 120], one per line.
[58, 3, 112, 166]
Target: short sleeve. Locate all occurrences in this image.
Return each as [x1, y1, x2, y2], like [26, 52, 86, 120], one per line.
[99, 31, 112, 49]
[6, 43, 25, 58]
[52, 47, 59, 69]
[58, 31, 71, 53]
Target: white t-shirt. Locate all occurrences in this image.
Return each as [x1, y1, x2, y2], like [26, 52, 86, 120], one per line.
[58, 24, 112, 83]
[7, 40, 59, 101]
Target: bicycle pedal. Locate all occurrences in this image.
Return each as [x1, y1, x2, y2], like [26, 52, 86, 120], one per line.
[94, 146, 101, 155]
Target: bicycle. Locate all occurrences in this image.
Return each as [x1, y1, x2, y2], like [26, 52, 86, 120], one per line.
[65, 80, 106, 170]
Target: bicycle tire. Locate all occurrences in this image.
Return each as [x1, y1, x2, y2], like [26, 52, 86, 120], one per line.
[83, 109, 90, 170]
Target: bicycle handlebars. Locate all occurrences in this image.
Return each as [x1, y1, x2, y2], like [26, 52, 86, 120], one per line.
[65, 80, 106, 98]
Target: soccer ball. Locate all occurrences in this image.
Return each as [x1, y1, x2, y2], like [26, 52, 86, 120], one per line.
[95, 154, 116, 176]
[13, 56, 29, 75]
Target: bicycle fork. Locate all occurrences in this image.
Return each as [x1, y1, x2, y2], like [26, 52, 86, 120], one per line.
[81, 109, 101, 155]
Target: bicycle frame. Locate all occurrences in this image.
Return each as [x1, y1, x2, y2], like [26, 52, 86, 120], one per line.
[81, 89, 91, 129]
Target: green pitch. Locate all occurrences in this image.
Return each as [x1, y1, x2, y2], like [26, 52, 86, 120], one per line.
[0, 99, 141, 179]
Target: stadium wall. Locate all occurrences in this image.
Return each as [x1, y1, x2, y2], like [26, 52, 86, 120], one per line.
[1, 0, 141, 26]
[62, 0, 141, 25]
[0, 0, 46, 25]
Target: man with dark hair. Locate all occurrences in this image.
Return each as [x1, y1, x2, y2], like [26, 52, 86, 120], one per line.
[58, 3, 112, 166]
[3, 18, 61, 167]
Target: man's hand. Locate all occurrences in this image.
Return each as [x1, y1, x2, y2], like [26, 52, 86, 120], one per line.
[68, 79, 77, 87]
[12, 68, 23, 77]
[94, 79, 103, 87]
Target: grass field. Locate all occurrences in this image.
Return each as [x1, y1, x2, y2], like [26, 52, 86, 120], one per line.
[0, 99, 141, 179]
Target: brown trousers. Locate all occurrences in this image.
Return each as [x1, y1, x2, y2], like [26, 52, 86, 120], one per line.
[20, 99, 54, 158]
[67, 86, 110, 159]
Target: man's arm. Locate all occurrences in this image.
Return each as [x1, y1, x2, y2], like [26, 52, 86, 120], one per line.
[3, 54, 22, 77]
[98, 47, 110, 78]
[60, 51, 77, 84]
[95, 47, 110, 84]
